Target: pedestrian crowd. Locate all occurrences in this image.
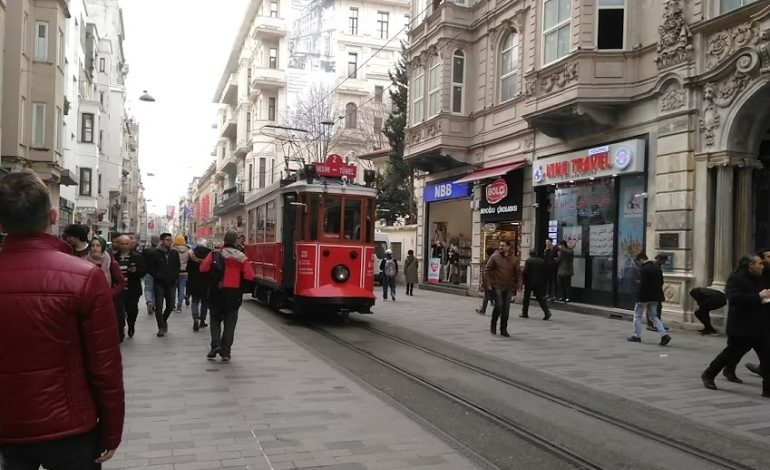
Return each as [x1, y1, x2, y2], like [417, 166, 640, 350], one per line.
[0, 170, 255, 469]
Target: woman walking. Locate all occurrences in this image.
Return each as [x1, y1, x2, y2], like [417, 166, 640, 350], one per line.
[701, 255, 770, 397]
[87, 236, 127, 340]
[404, 250, 418, 296]
[174, 235, 191, 312]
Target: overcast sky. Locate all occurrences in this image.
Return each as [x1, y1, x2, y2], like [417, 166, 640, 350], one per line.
[122, 0, 249, 216]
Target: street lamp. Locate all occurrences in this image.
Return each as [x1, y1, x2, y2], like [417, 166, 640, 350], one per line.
[321, 119, 335, 160]
[139, 90, 156, 102]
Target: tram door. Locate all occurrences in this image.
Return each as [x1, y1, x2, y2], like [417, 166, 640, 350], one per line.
[282, 194, 298, 291]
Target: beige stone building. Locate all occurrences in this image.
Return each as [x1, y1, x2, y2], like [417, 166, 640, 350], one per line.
[1, 0, 72, 214]
[405, 0, 770, 325]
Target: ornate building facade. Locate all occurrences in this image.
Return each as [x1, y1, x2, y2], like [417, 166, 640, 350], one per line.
[406, 0, 770, 324]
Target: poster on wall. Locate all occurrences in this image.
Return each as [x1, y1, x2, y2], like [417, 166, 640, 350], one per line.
[589, 224, 614, 256]
[428, 258, 442, 283]
[562, 226, 583, 256]
[617, 176, 646, 294]
[431, 222, 447, 245]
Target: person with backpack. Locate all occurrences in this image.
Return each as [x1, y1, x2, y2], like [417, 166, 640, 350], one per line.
[187, 239, 212, 332]
[380, 249, 398, 301]
[200, 231, 255, 362]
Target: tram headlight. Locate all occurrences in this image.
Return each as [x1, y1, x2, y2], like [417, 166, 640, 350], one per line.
[332, 264, 350, 283]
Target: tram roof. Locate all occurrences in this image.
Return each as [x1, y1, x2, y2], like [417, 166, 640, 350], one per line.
[281, 178, 377, 198]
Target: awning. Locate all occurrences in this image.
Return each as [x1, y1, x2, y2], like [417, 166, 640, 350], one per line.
[454, 160, 527, 184]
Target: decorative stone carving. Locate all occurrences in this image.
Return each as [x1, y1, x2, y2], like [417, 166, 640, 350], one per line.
[706, 22, 768, 69]
[425, 121, 441, 138]
[489, 8, 527, 51]
[660, 82, 686, 112]
[699, 66, 751, 146]
[540, 62, 578, 94]
[655, 0, 692, 69]
[524, 77, 536, 98]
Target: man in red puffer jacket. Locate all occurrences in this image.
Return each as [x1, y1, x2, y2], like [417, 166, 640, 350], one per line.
[0, 171, 124, 469]
[201, 230, 255, 362]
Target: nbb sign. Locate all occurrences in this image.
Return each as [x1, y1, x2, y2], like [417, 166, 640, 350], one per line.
[424, 180, 472, 203]
[532, 139, 646, 186]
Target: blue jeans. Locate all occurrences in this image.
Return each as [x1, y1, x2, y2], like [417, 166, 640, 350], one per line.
[633, 301, 667, 338]
[192, 296, 208, 321]
[144, 274, 155, 304]
[492, 288, 512, 332]
[176, 276, 188, 307]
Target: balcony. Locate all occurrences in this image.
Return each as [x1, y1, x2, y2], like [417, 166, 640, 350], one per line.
[220, 73, 238, 106]
[522, 50, 650, 138]
[213, 189, 245, 217]
[220, 107, 237, 140]
[336, 77, 369, 97]
[250, 68, 287, 94]
[404, 114, 472, 173]
[252, 16, 287, 39]
[234, 139, 251, 159]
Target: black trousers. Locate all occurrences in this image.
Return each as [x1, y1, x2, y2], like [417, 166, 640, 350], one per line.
[546, 267, 557, 298]
[113, 294, 125, 340]
[558, 275, 572, 300]
[491, 288, 512, 333]
[123, 292, 140, 330]
[405, 283, 415, 295]
[0, 429, 101, 470]
[478, 289, 494, 313]
[694, 308, 714, 330]
[704, 335, 770, 394]
[154, 283, 176, 331]
[209, 301, 240, 355]
[522, 286, 551, 318]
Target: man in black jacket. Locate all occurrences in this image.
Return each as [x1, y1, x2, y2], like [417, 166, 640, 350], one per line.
[147, 232, 181, 337]
[113, 234, 146, 339]
[742, 248, 770, 378]
[521, 249, 552, 320]
[543, 239, 557, 300]
[702, 255, 770, 396]
[627, 253, 671, 345]
[690, 287, 726, 335]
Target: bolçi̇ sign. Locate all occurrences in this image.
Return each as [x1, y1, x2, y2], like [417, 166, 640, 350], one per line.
[532, 139, 646, 186]
[480, 171, 523, 222]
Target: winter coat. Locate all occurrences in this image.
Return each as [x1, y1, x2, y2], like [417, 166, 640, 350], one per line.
[485, 252, 521, 291]
[175, 244, 190, 275]
[637, 261, 664, 303]
[201, 246, 255, 309]
[114, 250, 146, 297]
[523, 256, 549, 289]
[557, 247, 574, 277]
[0, 234, 124, 450]
[689, 287, 727, 312]
[725, 268, 770, 339]
[404, 255, 419, 284]
[147, 247, 181, 287]
[187, 246, 212, 299]
[109, 257, 127, 299]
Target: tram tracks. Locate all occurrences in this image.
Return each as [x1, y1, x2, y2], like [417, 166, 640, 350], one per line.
[306, 318, 764, 470]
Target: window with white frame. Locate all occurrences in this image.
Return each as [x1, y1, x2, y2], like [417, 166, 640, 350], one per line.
[32, 103, 46, 147]
[268, 97, 276, 121]
[79, 168, 92, 196]
[375, 85, 384, 103]
[543, 0, 572, 64]
[58, 29, 65, 67]
[428, 56, 441, 117]
[500, 33, 519, 102]
[269, 48, 278, 69]
[348, 53, 358, 78]
[345, 102, 358, 128]
[270, 0, 279, 17]
[413, 66, 425, 124]
[35, 21, 49, 61]
[259, 157, 266, 188]
[99, 57, 105, 72]
[597, 0, 624, 50]
[81, 113, 94, 143]
[22, 13, 29, 54]
[19, 97, 26, 141]
[56, 107, 63, 151]
[451, 50, 465, 113]
[377, 11, 389, 39]
[721, 0, 755, 12]
[349, 8, 359, 35]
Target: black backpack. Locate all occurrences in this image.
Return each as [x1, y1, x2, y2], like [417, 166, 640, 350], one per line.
[206, 251, 225, 289]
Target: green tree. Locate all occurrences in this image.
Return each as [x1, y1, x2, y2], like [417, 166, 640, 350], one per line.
[377, 42, 415, 226]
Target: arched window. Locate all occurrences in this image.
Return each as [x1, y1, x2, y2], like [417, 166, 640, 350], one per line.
[413, 66, 425, 124]
[428, 56, 441, 116]
[500, 33, 519, 102]
[345, 102, 357, 129]
[451, 50, 465, 114]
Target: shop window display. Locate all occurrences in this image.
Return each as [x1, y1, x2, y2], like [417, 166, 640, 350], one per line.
[428, 222, 471, 285]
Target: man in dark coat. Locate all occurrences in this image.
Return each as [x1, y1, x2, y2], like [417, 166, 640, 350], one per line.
[543, 239, 558, 300]
[741, 247, 770, 378]
[521, 249, 552, 320]
[188, 239, 212, 331]
[113, 234, 146, 338]
[146, 232, 181, 337]
[702, 255, 770, 396]
[627, 253, 672, 345]
[690, 287, 726, 335]
[0, 171, 124, 468]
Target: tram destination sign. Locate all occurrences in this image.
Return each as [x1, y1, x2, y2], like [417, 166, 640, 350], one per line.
[313, 154, 358, 178]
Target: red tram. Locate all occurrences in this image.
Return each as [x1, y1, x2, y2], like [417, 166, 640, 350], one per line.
[243, 155, 377, 316]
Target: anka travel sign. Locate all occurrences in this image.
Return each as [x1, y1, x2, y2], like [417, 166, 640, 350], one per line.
[480, 171, 523, 222]
[532, 139, 646, 186]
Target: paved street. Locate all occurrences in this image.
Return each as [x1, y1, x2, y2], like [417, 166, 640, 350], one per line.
[369, 288, 770, 444]
[109, 304, 480, 470]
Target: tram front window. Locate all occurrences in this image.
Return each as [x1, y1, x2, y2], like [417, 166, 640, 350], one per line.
[323, 196, 342, 239]
[344, 199, 362, 241]
[308, 194, 320, 241]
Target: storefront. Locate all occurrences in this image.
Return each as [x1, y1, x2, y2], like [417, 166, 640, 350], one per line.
[423, 179, 473, 286]
[58, 198, 75, 235]
[479, 170, 524, 258]
[533, 138, 647, 309]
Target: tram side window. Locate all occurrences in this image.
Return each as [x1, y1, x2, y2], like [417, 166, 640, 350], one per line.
[265, 200, 277, 242]
[323, 196, 342, 240]
[307, 193, 320, 241]
[256, 204, 266, 243]
[248, 208, 257, 243]
[344, 198, 362, 241]
[365, 198, 375, 243]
